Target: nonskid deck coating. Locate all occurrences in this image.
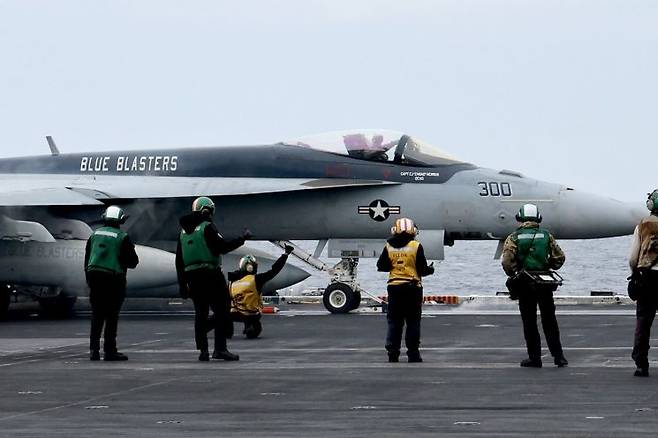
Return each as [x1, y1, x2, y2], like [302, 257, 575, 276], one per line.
[0, 311, 657, 437]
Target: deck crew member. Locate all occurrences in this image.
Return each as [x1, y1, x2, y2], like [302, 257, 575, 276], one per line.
[377, 218, 434, 363]
[85, 206, 139, 361]
[176, 196, 249, 361]
[502, 204, 568, 368]
[629, 189, 658, 377]
[227, 245, 294, 339]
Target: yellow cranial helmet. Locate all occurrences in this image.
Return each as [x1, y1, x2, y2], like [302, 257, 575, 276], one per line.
[391, 218, 417, 235]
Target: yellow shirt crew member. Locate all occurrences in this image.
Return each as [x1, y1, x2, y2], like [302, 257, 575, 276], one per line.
[227, 245, 294, 339]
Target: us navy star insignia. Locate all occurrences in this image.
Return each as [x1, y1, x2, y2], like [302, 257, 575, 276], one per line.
[358, 200, 401, 222]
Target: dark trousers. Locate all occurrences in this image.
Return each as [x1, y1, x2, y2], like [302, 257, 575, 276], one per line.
[386, 283, 423, 356]
[518, 287, 564, 360]
[88, 272, 126, 353]
[187, 269, 231, 352]
[230, 312, 263, 339]
[632, 272, 658, 369]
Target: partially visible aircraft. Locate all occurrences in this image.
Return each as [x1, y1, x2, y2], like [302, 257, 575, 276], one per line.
[0, 130, 644, 315]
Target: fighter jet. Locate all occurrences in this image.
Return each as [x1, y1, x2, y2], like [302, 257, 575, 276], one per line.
[0, 129, 643, 315]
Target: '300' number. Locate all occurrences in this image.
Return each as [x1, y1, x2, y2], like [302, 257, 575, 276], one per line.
[478, 182, 512, 197]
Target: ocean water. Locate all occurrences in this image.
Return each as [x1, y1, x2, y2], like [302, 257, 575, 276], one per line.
[280, 236, 633, 297]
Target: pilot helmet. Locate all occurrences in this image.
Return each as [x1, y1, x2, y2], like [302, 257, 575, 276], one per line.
[192, 196, 216, 216]
[391, 218, 418, 236]
[102, 205, 126, 224]
[515, 204, 542, 223]
[239, 255, 258, 273]
[646, 190, 658, 212]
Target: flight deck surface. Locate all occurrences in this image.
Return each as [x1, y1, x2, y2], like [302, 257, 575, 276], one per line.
[1, 308, 656, 437]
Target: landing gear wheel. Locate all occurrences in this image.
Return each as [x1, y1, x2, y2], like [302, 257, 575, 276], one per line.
[347, 291, 361, 311]
[0, 287, 9, 319]
[323, 283, 358, 314]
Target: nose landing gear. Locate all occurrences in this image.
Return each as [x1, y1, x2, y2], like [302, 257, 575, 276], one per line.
[271, 240, 382, 314]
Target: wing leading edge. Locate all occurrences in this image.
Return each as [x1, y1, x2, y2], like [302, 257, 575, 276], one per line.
[0, 175, 399, 207]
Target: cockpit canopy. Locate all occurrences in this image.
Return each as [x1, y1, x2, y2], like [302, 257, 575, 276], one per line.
[281, 129, 463, 167]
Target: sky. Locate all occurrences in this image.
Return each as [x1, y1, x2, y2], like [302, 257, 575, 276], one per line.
[0, 0, 656, 202]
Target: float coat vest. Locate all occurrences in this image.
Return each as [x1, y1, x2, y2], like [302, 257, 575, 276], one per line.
[230, 274, 261, 315]
[514, 227, 551, 271]
[180, 221, 220, 272]
[386, 240, 421, 286]
[87, 227, 128, 275]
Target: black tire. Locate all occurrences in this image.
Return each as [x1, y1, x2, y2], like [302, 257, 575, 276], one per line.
[323, 283, 357, 314]
[38, 293, 77, 319]
[347, 291, 361, 311]
[0, 288, 9, 320]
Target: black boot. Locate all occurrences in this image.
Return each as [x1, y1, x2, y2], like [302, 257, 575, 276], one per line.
[634, 367, 649, 377]
[90, 350, 100, 361]
[104, 351, 128, 361]
[554, 355, 569, 367]
[520, 358, 542, 368]
[388, 353, 399, 363]
[407, 351, 423, 363]
[198, 350, 210, 361]
[212, 350, 240, 361]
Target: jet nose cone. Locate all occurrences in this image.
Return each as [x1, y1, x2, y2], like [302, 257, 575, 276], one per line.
[555, 189, 643, 239]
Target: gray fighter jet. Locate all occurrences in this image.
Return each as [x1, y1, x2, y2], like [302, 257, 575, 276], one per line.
[0, 130, 643, 315]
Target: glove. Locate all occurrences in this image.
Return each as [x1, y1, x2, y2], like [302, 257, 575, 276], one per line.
[242, 228, 253, 240]
[284, 244, 294, 255]
[427, 262, 435, 275]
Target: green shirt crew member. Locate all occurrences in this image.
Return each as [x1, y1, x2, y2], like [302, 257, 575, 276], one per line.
[84, 205, 139, 362]
[226, 245, 294, 339]
[377, 218, 434, 363]
[501, 203, 567, 369]
[175, 196, 250, 362]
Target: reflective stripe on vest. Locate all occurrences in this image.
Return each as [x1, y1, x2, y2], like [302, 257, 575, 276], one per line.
[87, 226, 127, 275]
[230, 274, 262, 315]
[386, 240, 421, 286]
[180, 221, 220, 272]
[515, 227, 551, 271]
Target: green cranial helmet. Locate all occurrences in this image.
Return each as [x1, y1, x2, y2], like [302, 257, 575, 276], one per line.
[102, 205, 126, 224]
[647, 190, 658, 212]
[239, 255, 258, 272]
[192, 196, 215, 215]
[515, 203, 542, 223]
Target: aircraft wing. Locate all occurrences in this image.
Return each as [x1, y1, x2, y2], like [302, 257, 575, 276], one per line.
[0, 175, 399, 206]
[0, 186, 105, 206]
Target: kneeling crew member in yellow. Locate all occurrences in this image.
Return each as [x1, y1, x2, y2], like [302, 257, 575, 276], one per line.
[176, 196, 249, 362]
[502, 203, 567, 368]
[85, 206, 139, 361]
[228, 245, 294, 339]
[377, 218, 434, 363]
